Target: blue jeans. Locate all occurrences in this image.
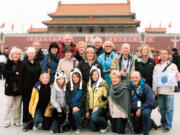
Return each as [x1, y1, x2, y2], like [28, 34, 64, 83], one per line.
[33, 109, 43, 128]
[141, 108, 152, 135]
[158, 95, 174, 129]
[90, 108, 107, 131]
[73, 110, 82, 130]
[132, 108, 152, 135]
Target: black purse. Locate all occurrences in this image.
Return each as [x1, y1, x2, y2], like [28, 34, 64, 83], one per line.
[174, 81, 180, 92]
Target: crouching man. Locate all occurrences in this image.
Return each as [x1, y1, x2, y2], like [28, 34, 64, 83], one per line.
[130, 71, 155, 135]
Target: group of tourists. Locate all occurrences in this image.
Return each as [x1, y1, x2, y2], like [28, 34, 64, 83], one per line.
[2, 34, 180, 135]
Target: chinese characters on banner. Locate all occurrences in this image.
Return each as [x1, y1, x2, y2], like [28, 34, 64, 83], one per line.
[106, 37, 155, 42]
[27, 36, 155, 43]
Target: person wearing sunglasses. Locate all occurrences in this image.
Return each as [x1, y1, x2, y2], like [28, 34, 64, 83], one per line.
[97, 41, 117, 86]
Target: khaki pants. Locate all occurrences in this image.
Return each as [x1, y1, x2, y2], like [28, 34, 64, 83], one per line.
[4, 95, 22, 125]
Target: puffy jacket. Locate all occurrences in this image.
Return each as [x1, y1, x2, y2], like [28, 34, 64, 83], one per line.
[66, 82, 87, 109]
[29, 81, 52, 118]
[86, 81, 108, 112]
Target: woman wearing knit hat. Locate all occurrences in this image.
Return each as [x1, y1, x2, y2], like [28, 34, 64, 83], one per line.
[65, 68, 87, 134]
[42, 42, 60, 84]
[56, 46, 79, 82]
[86, 65, 108, 133]
[50, 71, 68, 134]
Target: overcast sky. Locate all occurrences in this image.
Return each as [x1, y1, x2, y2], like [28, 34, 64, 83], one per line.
[0, 0, 179, 33]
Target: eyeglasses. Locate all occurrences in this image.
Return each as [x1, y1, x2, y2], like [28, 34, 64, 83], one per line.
[105, 46, 112, 48]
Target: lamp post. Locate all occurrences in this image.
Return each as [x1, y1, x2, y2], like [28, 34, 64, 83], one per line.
[171, 36, 180, 48]
[0, 32, 5, 53]
[140, 32, 146, 45]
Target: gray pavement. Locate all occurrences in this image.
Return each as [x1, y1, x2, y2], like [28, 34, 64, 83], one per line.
[0, 80, 180, 135]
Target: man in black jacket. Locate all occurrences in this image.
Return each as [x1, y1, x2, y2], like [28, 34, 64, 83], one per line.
[93, 37, 104, 57]
[172, 48, 180, 92]
[172, 48, 180, 72]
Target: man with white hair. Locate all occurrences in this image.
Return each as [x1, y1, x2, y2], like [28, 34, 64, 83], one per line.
[130, 71, 155, 135]
[93, 37, 104, 57]
[58, 34, 77, 58]
[111, 43, 136, 84]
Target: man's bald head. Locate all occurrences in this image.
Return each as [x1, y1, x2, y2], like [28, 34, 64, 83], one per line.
[64, 34, 72, 46]
[121, 43, 130, 56]
[32, 42, 41, 52]
[131, 71, 141, 86]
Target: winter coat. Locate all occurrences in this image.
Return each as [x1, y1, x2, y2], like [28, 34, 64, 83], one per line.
[95, 47, 104, 57]
[42, 53, 60, 84]
[135, 57, 155, 87]
[77, 60, 104, 84]
[86, 81, 108, 112]
[172, 52, 180, 72]
[34, 49, 45, 64]
[58, 42, 77, 58]
[98, 52, 117, 86]
[24, 49, 45, 64]
[4, 60, 22, 96]
[74, 51, 84, 62]
[111, 54, 136, 84]
[130, 79, 155, 110]
[56, 58, 79, 82]
[51, 77, 67, 110]
[29, 81, 52, 118]
[20, 60, 41, 91]
[65, 82, 87, 110]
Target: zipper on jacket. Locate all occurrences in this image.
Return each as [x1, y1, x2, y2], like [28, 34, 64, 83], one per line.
[93, 88, 94, 109]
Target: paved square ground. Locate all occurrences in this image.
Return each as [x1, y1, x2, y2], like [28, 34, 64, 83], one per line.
[0, 80, 179, 135]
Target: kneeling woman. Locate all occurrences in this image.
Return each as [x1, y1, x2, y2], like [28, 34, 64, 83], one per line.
[50, 71, 68, 134]
[66, 68, 87, 134]
[109, 70, 132, 134]
[29, 73, 52, 131]
[86, 66, 108, 133]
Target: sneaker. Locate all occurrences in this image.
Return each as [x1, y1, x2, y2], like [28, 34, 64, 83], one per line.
[14, 123, 21, 126]
[99, 128, 108, 133]
[23, 122, 27, 128]
[3, 124, 9, 128]
[74, 129, 81, 134]
[50, 130, 55, 134]
[163, 128, 170, 133]
[33, 126, 38, 131]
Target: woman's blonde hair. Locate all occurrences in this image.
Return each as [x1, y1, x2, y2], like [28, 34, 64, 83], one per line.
[102, 40, 115, 49]
[39, 72, 50, 82]
[77, 41, 87, 49]
[110, 70, 121, 79]
[138, 44, 152, 58]
[84, 47, 97, 60]
[9, 47, 24, 61]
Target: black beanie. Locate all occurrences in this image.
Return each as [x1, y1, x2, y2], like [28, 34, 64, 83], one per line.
[172, 48, 178, 52]
[49, 42, 59, 54]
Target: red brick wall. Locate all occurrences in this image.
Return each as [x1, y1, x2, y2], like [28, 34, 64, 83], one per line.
[3, 34, 180, 52]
